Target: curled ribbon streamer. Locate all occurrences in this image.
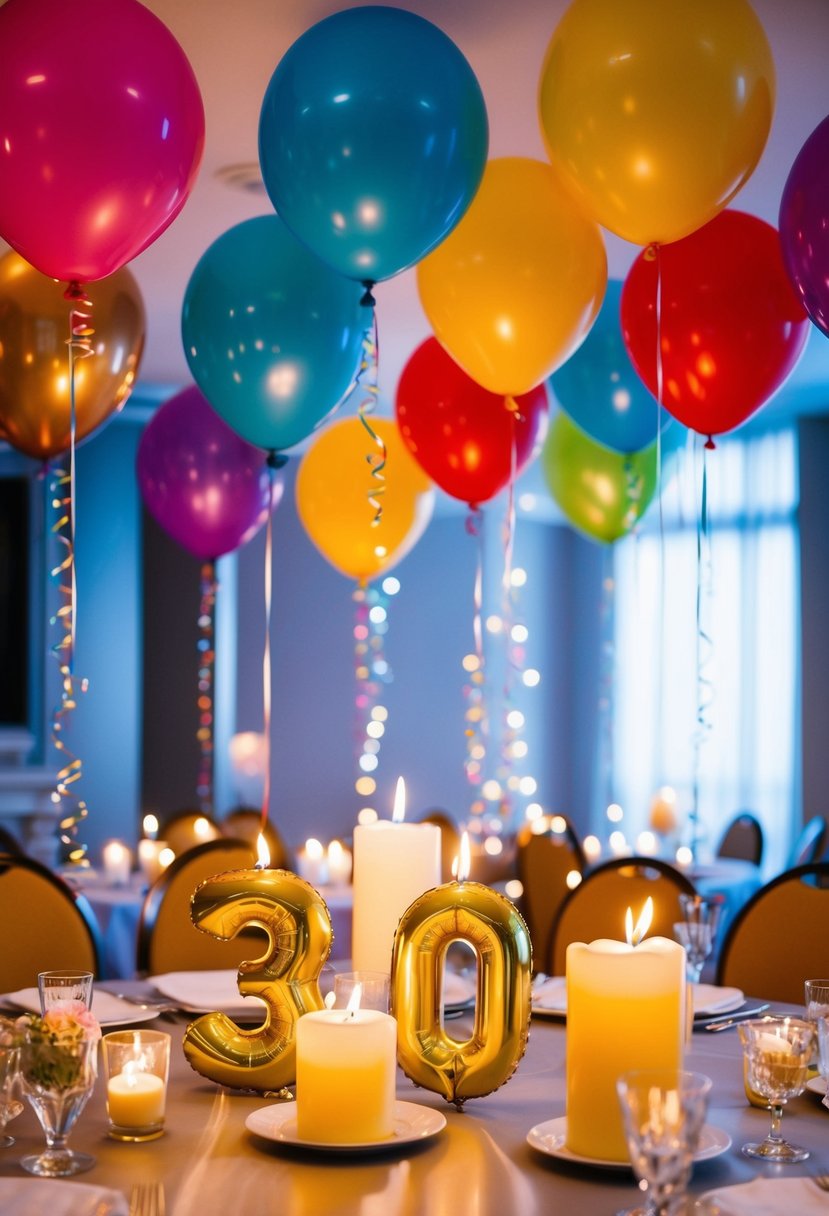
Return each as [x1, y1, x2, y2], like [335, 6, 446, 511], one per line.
[196, 561, 217, 814]
[51, 285, 95, 865]
[690, 439, 715, 859]
[355, 303, 386, 524]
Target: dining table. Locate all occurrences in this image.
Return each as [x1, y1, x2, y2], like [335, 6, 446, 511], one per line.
[0, 982, 825, 1216]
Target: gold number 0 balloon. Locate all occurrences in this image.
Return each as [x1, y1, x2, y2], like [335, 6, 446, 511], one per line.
[391, 881, 532, 1107]
[183, 869, 332, 1092]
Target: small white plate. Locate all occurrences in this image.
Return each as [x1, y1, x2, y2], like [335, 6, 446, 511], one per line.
[526, 1116, 731, 1170]
[530, 979, 745, 1020]
[806, 1075, 827, 1097]
[246, 1099, 446, 1154]
[2, 988, 160, 1028]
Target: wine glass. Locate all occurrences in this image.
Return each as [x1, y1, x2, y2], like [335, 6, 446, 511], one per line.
[18, 1031, 97, 1176]
[0, 1037, 23, 1148]
[616, 1068, 712, 1216]
[815, 1014, 829, 1111]
[738, 1015, 814, 1162]
[674, 895, 722, 983]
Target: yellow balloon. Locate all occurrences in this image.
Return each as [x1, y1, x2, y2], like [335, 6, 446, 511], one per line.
[417, 157, 606, 397]
[538, 0, 775, 246]
[295, 416, 434, 584]
[391, 879, 532, 1107]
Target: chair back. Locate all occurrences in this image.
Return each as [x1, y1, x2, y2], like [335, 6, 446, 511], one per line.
[0, 824, 24, 856]
[716, 812, 764, 865]
[788, 815, 828, 867]
[550, 856, 696, 976]
[158, 809, 222, 857]
[419, 810, 461, 882]
[220, 808, 292, 871]
[137, 837, 260, 975]
[516, 817, 585, 971]
[0, 854, 101, 990]
[716, 862, 829, 1003]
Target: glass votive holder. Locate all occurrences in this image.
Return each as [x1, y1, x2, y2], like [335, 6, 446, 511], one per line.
[102, 1029, 171, 1142]
[37, 970, 94, 1014]
[332, 971, 390, 1013]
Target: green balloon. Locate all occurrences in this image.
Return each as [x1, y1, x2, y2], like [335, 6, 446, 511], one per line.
[542, 412, 657, 543]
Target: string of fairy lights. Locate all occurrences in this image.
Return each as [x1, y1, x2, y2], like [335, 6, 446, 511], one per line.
[353, 575, 400, 824]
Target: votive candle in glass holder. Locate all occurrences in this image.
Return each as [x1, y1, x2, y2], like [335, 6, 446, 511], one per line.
[102, 1029, 170, 1141]
[102, 840, 132, 886]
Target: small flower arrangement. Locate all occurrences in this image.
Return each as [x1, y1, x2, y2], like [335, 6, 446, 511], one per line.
[15, 1004, 101, 1091]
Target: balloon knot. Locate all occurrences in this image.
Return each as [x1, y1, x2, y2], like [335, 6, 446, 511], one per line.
[360, 280, 376, 308]
[704, 435, 716, 451]
[643, 244, 660, 263]
[266, 451, 288, 470]
[64, 280, 91, 305]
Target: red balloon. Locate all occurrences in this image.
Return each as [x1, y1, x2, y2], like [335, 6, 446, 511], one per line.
[395, 338, 548, 506]
[621, 211, 810, 440]
[0, 0, 205, 283]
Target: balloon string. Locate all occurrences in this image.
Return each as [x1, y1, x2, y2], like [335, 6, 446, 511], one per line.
[52, 285, 95, 865]
[463, 506, 487, 813]
[654, 244, 667, 778]
[355, 302, 386, 525]
[597, 545, 616, 826]
[497, 423, 519, 826]
[691, 439, 714, 860]
[196, 560, 217, 815]
[260, 463, 277, 831]
[622, 455, 645, 532]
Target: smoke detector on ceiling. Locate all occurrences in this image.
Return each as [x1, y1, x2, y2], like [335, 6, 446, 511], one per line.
[214, 162, 267, 195]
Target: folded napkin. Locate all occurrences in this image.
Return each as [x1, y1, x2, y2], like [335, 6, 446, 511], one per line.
[0, 1179, 127, 1216]
[150, 970, 256, 1016]
[530, 977, 743, 1017]
[700, 1177, 829, 1215]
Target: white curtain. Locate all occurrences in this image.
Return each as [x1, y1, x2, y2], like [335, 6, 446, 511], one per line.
[609, 427, 799, 874]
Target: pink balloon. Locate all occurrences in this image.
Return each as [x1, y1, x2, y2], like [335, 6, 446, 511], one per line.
[137, 387, 280, 560]
[0, 0, 205, 283]
[780, 114, 829, 339]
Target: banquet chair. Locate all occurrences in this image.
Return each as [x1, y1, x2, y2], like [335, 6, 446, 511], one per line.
[158, 808, 222, 857]
[220, 807, 292, 871]
[549, 856, 696, 976]
[716, 861, 829, 1003]
[787, 815, 828, 867]
[419, 809, 461, 882]
[0, 853, 102, 990]
[516, 816, 585, 972]
[0, 824, 24, 855]
[715, 812, 764, 865]
[136, 837, 261, 976]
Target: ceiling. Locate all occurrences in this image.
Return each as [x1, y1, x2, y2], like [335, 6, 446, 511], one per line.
[15, 0, 829, 414]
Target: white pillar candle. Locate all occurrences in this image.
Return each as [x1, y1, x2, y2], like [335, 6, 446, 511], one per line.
[295, 838, 328, 887]
[137, 838, 169, 884]
[102, 839, 131, 886]
[107, 1070, 165, 1129]
[566, 932, 686, 1163]
[326, 839, 352, 885]
[296, 1008, 397, 1143]
[352, 779, 440, 974]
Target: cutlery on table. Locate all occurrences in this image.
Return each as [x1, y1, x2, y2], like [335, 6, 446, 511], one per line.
[129, 1181, 166, 1216]
[699, 1003, 771, 1032]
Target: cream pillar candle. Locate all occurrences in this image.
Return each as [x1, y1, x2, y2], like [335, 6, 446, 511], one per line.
[566, 932, 686, 1162]
[295, 1007, 397, 1143]
[352, 778, 441, 974]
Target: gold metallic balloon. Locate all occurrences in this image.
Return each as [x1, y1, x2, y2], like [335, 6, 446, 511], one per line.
[0, 250, 145, 461]
[391, 880, 532, 1107]
[182, 868, 333, 1092]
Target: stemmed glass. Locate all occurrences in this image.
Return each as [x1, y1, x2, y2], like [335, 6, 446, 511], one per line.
[673, 895, 722, 983]
[18, 1030, 98, 1176]
[0, 1032, 23, 1148]
[616, 1068, 712, 1216]
[738, 1016, 814, 1162]
[815, 1014, 829, 1111]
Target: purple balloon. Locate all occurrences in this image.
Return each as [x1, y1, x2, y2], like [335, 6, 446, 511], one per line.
[780, 114, 829, 339]
[137, 386, 280, 559]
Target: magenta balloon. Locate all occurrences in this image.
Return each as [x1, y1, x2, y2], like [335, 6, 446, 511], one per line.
[137, 387, 280, 560]
[0, 0, 205, 283]
[780, 114, 829, 338]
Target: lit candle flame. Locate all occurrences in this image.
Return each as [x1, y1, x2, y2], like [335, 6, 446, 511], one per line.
[255, 833, 270, 869]
[142, 814, 159, 840]
[625, 896, 653, 946]
[454, 831, 471, 883]
[345, 982, 363, 1017]
[392, 776, 406, 824]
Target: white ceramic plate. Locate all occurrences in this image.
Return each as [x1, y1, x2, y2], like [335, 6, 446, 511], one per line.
[806, 1075, 827, 1096]
[149, 971, 261, 1019]
[246, 1099, 446, 1154]
[526, 1117, 731, 1170]
[2, 988, 159, 1028]
[530, 979, 744, 1020]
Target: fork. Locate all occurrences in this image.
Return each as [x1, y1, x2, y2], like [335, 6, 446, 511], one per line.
[813, 1174, 829, 1192]
[129, 1181, 166, 1216]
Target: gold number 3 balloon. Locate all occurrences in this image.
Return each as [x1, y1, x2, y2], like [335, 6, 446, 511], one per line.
[183, 868, 332, 1092]
[391, 879, 532, 1107]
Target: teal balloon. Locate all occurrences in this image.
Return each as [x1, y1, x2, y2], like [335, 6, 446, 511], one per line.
[550, 280, 669, 454]
[258, 6, 488, 283]
[182, 216, 366, 452]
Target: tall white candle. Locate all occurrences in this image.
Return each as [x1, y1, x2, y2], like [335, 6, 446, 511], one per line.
[296, 1007, 397, 1144]
[352, 778, 441, 974]
[102, 839, 131, 886]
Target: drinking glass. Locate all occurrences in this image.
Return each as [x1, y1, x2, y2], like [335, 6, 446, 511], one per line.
[37, 970, 94, 1014]
[616, 1068, 712, 1216]
[332, 971, 390, 1013]
[0, 1037, 23, 1148]
[738, 1016, 814, 1162]
[674, 895, 722, 983]
[19, 1032, 97, 1176]
[816, 1014, 829, 1111]
[804, 978, 829, 1022]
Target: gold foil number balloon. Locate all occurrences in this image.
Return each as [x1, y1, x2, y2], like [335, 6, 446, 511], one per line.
[391, 880, 532, 1107]
[183, 868, 332, 1092]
